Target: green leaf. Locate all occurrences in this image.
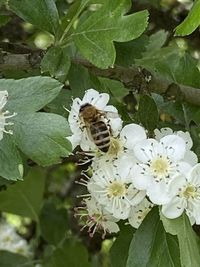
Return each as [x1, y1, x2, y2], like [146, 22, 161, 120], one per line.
[138, 95, 159, 132]
[0, 76, 63, 113]
[143, 30, 168, 57]
[9, 0, 60, 35]
[12, 113, 72, 166]
[73, 1, 149, 68]
[99, 77, 128, 100]
[115, 35, 149, 66]
[40, 201, 68, 246]
[59, 0, 90, 42]
[110, 224, 134, 267]
[0, 168, 45, 221]
[0, 135, 23, 181]
[152, 94, 185, 125]
[41, 47, 71, 82]
[0, 15, 10, 27]
[175, 0, 200, 36]
[45, 89, 72, 116]
[0, 251, 34, 267]
[155, 53, 200, 89]
[68, 63, 102, 98]
[127, 207, 181, 267]
[44, 240, 91, 267]
[160, 212, 200, 267]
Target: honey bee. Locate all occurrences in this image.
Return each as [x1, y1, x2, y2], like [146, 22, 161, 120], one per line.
[79, 103, 112, 153]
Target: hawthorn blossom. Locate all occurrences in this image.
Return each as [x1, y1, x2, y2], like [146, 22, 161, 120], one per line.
[162, 164, 200, 224]
[91, 123, 147, 166]
[87, 161, 146, 219]
[131, 135, 191, 205]
[75, 198, 119, 238]
[0, 220, 31, 256]
[67, 89, 122, 152]
[154, 127, 198, 166]
[128, 198, 154, 228]
[0, 90, 16, 140]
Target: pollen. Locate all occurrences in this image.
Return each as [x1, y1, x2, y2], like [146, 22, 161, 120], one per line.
[150, 157, 169, 176]
[182, 185, 199, 199]
[107, 181, 126, 198]
[108, 138, 123, 156]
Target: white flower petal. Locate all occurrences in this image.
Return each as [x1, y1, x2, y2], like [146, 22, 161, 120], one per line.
[168, 174, 187, 196]
[177, 131, 193, 149]
[120, 124, 147, 150]
[131, 164, 152, 190]
[80, 130, 97, 151]
[92, 93, 109, 109]
[177, 161, 193, 175]
[127, 185, 146, 206]
[183, 150, 198, 166]
[68, 98, 81, 126]
[154, 127, 173, 140]
[0, 90, 8, 110]
[192, 206, 200, 225]
[82, 89, 100, 103]
[128, 198, 153, 228]
[162, 197, 185, 219]
[147, 181, 172, 205]
[66, 134, 81, 150]
[104, 221, 120, 233]
[160, 135, 186, 161]
[187, 163, 200, 184]
[104, 105, 122, 136]
[106, 204, 130, 220]
[134, 139, 158, 163]
[114, 153, 136, 181]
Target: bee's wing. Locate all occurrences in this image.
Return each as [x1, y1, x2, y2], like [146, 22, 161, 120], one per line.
[84, 124, 95, 143]
[103, 111, 120, 119]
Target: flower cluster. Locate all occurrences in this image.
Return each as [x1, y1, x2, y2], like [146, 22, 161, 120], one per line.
[0, 90, 16, 140]
[0, 220, 31, 256]
[67, 89, 199, 237]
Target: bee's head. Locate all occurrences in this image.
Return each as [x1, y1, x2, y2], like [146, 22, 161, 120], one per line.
[79, 103, 97, 121]
[79, 103, 92, 113]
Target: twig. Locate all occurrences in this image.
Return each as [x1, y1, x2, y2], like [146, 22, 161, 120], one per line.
[0, 43, 200, 106]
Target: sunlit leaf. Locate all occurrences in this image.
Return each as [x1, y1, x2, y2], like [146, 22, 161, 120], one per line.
[9, 0, 60, 34]
[175, 0, 200, 36]
[127, 207, 181, 267]
[160, 212, 200, 267]
[73, 0, 149, 68]
[0, 76, 63, 113]
[0, 168, 45, 221]
[0, 135, 23, 181]
[12, 113, 72, 166]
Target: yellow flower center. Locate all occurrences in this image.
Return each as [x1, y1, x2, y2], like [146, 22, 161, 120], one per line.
[107, 181, 126, 198]
[182, 185, 199, 199]
[150, 157, 169, 176]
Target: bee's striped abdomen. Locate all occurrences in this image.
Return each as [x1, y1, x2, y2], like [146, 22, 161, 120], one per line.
[90, 121, 110, 153]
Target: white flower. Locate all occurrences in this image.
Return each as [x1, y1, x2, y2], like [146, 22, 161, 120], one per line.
[0, 220, 31, 256]
[162, 164, 200, 224]
[0, 90, 16, 140]
[67, 89, 122, 152]
[154, 127, 198, 166]
[75, 198, 119, 238]
[131, 135, 192, 205]
[90, 123, 147, 172]
[87, 161, 146, 220]
[128, 198, 154, 228]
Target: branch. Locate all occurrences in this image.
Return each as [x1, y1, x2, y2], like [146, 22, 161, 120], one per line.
[73, 57, 200, 107]
[0, 45, 200, 106]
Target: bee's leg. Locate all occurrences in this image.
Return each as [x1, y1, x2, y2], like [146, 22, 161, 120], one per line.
[80, 123, 86, 132]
